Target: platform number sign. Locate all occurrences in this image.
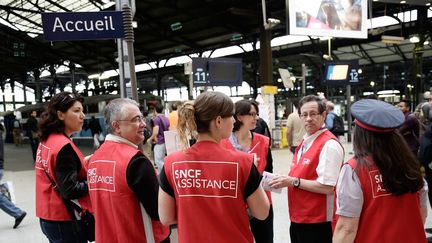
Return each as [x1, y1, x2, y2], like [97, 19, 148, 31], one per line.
[349, 69, 359, 83]
[194, 68, 208, 84]
[192, 58, 210, 85]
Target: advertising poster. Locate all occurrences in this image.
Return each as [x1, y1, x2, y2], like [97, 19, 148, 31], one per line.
[289, 0, 367, 39]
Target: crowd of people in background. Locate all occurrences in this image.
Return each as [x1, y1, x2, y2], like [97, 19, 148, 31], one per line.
[1, 90, 432, 243]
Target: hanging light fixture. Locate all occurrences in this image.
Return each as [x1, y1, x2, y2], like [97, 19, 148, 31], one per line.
[409, 34, 420, 43]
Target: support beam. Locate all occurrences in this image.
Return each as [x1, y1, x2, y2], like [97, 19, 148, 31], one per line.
[393, 44, 407, 62]
[259, 27, 273, 86]
[43, 0, 70, 12]
[357, 44, 375, 65]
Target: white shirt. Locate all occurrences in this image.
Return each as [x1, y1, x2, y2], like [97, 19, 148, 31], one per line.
[297, 128, 344, 186]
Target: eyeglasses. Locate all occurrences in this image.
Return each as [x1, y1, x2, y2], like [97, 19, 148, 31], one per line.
[246, 112, 259, 117]
[300, 112, 321, 119]
[118, 115, 145, 124]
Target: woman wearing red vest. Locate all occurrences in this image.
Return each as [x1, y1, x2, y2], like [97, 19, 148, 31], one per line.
[333, 99, 427, 243]
[220, 99, 274, 243]
[35, 92, 92, 243]
[158, 91, 270, 243]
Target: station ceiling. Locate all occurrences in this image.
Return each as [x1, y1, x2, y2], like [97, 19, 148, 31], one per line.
[0, 0, 431, 95]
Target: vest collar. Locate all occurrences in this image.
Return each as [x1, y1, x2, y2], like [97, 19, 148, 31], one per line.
[105, 134, 138, 149]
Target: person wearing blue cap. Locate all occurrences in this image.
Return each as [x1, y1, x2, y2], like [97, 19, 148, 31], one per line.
[333, 99, 427, 243]
[270, 95, 344, 243]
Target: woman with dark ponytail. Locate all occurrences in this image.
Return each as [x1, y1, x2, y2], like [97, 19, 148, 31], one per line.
[333, 99, 427, 243]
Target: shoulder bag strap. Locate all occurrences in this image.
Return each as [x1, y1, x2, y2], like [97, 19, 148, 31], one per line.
[41, 167, 84, 240]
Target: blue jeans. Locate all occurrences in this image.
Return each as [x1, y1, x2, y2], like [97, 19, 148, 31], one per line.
[40, 219, 86, 243]
[154, 143, 166, 173]
[0, 169, 24, 219]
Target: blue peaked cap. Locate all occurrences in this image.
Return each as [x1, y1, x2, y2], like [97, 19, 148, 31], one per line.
[351, 99, 405, 131]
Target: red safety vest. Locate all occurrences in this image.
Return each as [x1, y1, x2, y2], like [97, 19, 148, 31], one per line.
[35, 133, 91, 220]
[164, 141, 255, 243]
[88, 141, 169, 243]
[220, 132, 272, 203]
[288, 130, 339, 223]
[339, 158, 427, 243]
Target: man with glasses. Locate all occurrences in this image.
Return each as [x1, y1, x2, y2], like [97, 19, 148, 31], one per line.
[87, 98, 170, 242]
[270, 95, 344, 243]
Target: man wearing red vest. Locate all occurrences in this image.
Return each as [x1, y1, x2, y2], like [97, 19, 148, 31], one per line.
[270, 95, 344, 243]
[87, 98, 169, 243]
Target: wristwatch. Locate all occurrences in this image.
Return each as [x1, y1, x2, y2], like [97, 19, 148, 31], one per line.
[292, 178, 301, 188]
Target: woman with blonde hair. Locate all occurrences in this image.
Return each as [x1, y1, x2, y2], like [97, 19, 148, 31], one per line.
[158, 91, 269, 243]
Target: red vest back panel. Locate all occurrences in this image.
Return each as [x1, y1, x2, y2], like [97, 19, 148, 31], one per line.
[288, 130, 338, 223]
[343, 158, 426, 243]
[88, 141, 168, 243]
[164, 141, 254, 243]
[35, 133, 91, 220]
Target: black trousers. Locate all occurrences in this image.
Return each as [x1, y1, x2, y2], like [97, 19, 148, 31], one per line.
[290, 221, 332, 243]
[30, 137, 39, 161]
[250, 205, 274, 243]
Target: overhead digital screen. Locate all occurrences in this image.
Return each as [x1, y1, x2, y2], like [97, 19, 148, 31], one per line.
[326, 64, 349, 80]
[323, 61, 360, 86]
[191, 58, 242, 87]
[288, 0, 367, 39]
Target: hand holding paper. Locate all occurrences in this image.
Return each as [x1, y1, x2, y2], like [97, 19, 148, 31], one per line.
[261, 172, 282, 194]
[268, 174, 294, 190]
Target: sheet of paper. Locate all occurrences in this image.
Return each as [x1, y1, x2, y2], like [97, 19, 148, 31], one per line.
[164, 130, 183, 155]
[261, 171, 282, 194]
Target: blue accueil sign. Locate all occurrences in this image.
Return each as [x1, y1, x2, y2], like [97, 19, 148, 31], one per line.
[41, 11, 125, 41]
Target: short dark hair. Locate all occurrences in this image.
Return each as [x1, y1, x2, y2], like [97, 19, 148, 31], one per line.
[155, 103, 164, 113]
[400, 99, 411, 110]
[39, 92, 84, 141]
[171, 102, 177, 111]
[233, 100, 254, 132]
[297, 95, 326, 115]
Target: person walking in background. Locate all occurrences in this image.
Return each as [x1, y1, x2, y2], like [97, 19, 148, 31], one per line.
[333, 99, 427, 243]
[418, 122, 432, 236]
[397, 100, 420, 157]
[220, 99, 274, 243]
[35, 92, 92, 243]
[88, 116, 103, 149]
[12, 115, 22, 146]
[158, 91, 269, 243]
[168, 102, 180, 131]
[325, 101, 336, 131]
[270, 95, 344, 243]
[286, 100, 306, 154]
[149, 103, 170, 173]
[27, 110, 40, 161]
[88, 98, 169, 242]
[142, 109, 154, 159]
[0, 121, 26, 229]
[414, 91, 432, 139]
